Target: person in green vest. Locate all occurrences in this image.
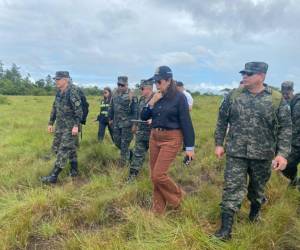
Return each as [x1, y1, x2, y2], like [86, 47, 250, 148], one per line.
[96, 87, 113, 142]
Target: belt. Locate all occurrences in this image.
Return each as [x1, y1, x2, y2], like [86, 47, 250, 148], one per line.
[152, 127, 176, 131]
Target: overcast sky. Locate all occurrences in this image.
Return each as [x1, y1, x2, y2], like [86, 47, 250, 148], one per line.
[0, 0, 299, 92]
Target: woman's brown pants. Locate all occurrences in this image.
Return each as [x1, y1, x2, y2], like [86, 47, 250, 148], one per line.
[149, 129, 184, 214]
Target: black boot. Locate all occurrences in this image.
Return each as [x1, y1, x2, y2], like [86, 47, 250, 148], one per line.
[127, 168, 139, 183]
[249, 202, 261, 222]
[41, 165, 62, 184]
[214, 210, 234, 241]
[70, 161, 79, 177]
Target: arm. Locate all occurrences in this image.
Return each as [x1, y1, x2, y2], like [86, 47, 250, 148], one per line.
[214, 94, 231, 147]
[69, 89, 83, 127]
[48, 100, 56, 126]
[276, 99, 292, 158]
[178, 94, 195, 149]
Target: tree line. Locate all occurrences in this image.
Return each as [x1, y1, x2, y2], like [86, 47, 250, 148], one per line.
[0, 61, 102, 96]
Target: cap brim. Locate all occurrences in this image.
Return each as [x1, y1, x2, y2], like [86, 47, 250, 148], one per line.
[239, 69, 255, 74]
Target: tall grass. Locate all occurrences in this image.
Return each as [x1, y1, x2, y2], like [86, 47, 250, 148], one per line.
[0, 95, 299, 250]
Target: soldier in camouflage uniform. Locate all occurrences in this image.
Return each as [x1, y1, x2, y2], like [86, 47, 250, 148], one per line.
[281, 81, 300, 189]
[127, 80, 154, 182]
[281, 81, 294, 104]
[214, 62, 292, 240]
[109, 76, 138, 166]
[41, 71, 83, 184]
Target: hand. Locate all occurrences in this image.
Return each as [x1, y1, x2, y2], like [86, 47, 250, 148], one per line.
[148, 92, 162, 107]
[132, 124, 137, 134]
[72, 126, 79, 136]
[272, 155, 287, 171]
[185, 150, 195, 161]
[147, 119, 152, 125]
[215, 146, 225, 159]
[48, 125, 54, 133]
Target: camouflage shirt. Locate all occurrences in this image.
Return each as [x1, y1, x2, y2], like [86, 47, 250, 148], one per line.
[109, 88, 138, 128]
[215, 85, 292, 160]
[48, 84, 83, 130]
[290, 94, 300, 147]
[136, 95, 153, 134]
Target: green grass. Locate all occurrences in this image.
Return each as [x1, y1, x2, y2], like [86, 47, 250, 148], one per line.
[0, 95, 299, 250]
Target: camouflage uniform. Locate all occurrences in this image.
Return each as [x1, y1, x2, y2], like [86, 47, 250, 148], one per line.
[215, 84, 292, 213]
[109, 76, 138, 166]
[282, 93, 300, 187]
[48, 83, 82, 170]
[130, 89, 153, 172]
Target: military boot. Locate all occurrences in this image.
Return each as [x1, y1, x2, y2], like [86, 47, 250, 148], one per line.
[41, 165, 62, 184]
[249, 202, 261, 222]
[213, 210, 234, 241]
[70, 161, 79, 177]
[127, 168, 139, 183]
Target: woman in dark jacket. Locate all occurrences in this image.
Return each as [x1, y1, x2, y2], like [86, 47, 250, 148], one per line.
[97, 87, 113, 142]
[141, 66, 195, 214]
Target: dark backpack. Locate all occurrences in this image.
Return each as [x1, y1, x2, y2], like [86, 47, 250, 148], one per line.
[77, 88, 89, 125]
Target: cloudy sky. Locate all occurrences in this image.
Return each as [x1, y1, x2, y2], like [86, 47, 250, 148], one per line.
[0, 0, 299, 92]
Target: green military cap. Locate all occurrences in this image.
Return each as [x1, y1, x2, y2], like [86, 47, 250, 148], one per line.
[117, 76, 128, 85]
[140, 79, 153, 88]
[281, 81, 294, 90]
[239, 62, 268, 74]
[53, 71, 70, 80]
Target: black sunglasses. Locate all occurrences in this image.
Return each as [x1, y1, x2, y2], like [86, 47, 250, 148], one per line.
[241, 72, 256, 77]
[118, 83, 125, 87]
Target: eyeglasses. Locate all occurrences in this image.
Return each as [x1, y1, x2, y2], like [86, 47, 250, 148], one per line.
[241, 72, 256, 77]
[118, 83, 125, 87]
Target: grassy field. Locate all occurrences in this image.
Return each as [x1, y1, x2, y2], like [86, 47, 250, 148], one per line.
[0, 95, 299, 250]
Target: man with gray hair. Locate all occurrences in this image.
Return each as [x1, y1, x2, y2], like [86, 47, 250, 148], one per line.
[41, 71, 83, 184]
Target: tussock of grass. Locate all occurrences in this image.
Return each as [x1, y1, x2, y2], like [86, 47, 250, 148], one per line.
[0, 96, 299, 249]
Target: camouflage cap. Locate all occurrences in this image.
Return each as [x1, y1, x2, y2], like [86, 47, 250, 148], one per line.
[239, 62, 268, 74]
[117, 76, 128, 85]
[140, 79, 153, 88]
[53, 71, 70, 80]
[281, 81, 294, 90]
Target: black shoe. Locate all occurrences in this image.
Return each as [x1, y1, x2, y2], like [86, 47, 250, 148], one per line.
[70, 161, 79, 177]
[127, 169, 139, 183]
[249, 202, 261, 222]
[213, 211, 234, 241]
[41, 166, 62, 184]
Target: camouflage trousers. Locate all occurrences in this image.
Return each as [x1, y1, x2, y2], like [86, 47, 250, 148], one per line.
[221, 156, 272, 213]
[130, 130, 150, 171]
[282, 145, 300, 182]
[52, 128, 79, 169]
[113, 126, 133, 165]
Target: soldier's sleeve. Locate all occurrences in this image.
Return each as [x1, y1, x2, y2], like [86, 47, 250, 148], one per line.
[276, 99, 292, 158]
[48, 99, 56, 126]
[214, 94, 231, 146]
[108, 97, 114, 121]
[130, 95, 138, 120]
[70, 89, 83, 127]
